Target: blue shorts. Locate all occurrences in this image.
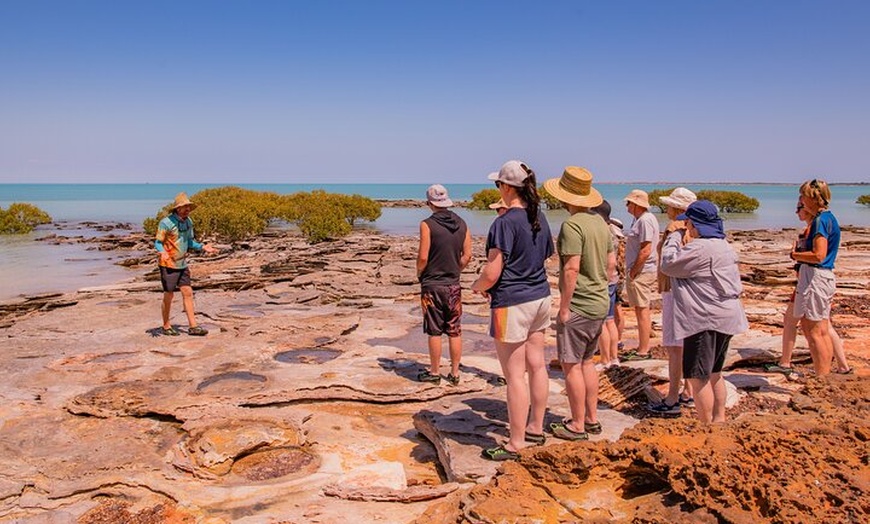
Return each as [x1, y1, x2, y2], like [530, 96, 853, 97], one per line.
[606, 283, 618, 319]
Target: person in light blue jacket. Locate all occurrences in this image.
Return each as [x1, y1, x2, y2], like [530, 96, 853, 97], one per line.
[660, 200, 748, 423]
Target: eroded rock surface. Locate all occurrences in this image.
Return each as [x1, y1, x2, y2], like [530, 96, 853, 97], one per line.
[0, 228, 867, 523]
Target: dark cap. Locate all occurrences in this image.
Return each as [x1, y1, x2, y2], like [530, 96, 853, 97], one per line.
[592, 199, 612, 222]
[677, 200, 725, 239]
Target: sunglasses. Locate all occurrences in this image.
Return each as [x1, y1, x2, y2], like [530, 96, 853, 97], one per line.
[494, 181, 503, 188]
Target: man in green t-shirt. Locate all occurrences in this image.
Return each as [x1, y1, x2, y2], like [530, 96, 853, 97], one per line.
[543, 167, 613, 441]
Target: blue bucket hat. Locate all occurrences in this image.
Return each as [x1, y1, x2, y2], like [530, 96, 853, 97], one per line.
[677, 200, 725, 239]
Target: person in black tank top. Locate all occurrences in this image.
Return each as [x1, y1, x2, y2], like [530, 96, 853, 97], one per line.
[416, 184, 472, 385]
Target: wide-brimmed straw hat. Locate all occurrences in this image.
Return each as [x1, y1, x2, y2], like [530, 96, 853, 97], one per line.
[543, 166, 603, 208]
[172, 192, 197, 211]
[624, 189, 650, 209]
[659, 187, 697, 211]
[488, 198, 508, 210]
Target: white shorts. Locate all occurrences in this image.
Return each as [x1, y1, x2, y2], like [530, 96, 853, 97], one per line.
[794, 265, 835, 321]
[661, 291, 683, 347]
[490, 296, 552, 343]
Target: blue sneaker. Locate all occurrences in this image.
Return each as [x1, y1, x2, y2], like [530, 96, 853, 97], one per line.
[647, 400, 681, 416]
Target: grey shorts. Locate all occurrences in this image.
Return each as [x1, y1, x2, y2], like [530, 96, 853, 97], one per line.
[556, 312, 605, 364]
[794, 265, 835, 321]
[159, 266, 191, 292]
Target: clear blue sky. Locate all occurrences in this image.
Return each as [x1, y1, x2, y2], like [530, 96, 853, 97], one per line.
[1, 1, 868, 184]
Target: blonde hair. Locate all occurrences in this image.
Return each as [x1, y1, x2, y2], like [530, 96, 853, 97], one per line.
[799, 178, 831, 209]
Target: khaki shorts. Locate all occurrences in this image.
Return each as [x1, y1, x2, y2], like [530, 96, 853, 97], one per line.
[556, 312, 605, 364]
[626, 271, 657, 308]
[794, 265, 835, 321]
[490, 296, 552, 344]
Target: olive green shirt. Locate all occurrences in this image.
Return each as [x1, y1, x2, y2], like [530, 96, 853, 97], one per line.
[557, 211, 613, 319]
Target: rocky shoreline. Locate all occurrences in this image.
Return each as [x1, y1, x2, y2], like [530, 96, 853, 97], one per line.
[0, 225, 868, 523]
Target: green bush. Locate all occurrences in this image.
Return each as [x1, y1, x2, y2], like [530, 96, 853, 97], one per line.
[0, 203, 52, 234]
[335, 194, 382, 226]
[647, 188, 759, 213]
[857, 194, 870, 206]
[696, 190, 759, 213]
[647, 188, 675, 212]
[467, 189, 501, 211]
[469, 186, 563, 210]
[538, 185, 562, 210]
[144, 187, 380, 243]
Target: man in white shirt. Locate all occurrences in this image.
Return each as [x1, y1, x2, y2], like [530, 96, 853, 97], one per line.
[621, 189, 659, 360]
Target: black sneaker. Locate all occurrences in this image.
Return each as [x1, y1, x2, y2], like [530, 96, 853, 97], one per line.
[417, 370, 441, 384]
[445, 372, 460, 386]
[647, 400, 681, 416]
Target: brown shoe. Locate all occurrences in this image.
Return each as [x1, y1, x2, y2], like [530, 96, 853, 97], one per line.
[188, 326, 208, 336]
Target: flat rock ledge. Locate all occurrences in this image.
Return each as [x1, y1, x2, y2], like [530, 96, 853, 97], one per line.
[0, 228, 868, 523]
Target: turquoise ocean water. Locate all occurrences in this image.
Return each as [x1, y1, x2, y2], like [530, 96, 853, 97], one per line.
[1, 183, 868, 300]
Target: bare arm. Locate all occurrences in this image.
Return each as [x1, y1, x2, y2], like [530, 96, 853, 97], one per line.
[559, 254, 580, 322]
[791, 235, 828, 265]
[459, 229, 472, 270]
[606, 250, 617, 281]
[630, 241, 652, 279]
[471, 247, 504, 295]
[416, 221, 430, 278]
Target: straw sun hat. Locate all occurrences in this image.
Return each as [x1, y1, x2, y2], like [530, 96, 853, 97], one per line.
[543, 166, 603, 208]
[172, 192, 198, 211]
[624, 189, 650, 209]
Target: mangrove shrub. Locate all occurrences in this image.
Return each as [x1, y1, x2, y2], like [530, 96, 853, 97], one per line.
[0, 203, 52, 234]
[469, 186, 562, 211]
[538, 185, 562, 210]
[143, 186, 381, 243]
[467, 189, 502, 210]
[857, 194, 870, 207]
[647, 188, 759, 213]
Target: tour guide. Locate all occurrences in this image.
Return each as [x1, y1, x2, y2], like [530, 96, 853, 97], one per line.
[155, 192, 216, 336]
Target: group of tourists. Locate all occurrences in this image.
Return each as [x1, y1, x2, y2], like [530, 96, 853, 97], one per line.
[155, 168, 845, 462]
[412, 160, 845, 461]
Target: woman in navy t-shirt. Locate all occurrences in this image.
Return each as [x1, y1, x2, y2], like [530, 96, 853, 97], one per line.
[472, 160, 554, 461]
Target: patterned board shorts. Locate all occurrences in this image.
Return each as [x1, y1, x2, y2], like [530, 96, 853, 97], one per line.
[421, 283, 462, 337]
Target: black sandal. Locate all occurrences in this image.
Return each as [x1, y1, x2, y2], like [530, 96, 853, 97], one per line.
[524, 432, 546, 445]
[584, 421, 602, 435]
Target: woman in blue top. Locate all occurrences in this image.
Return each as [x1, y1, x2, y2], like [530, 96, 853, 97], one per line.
[790, 179, 840, 376]
[472, 160, 554, 460]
